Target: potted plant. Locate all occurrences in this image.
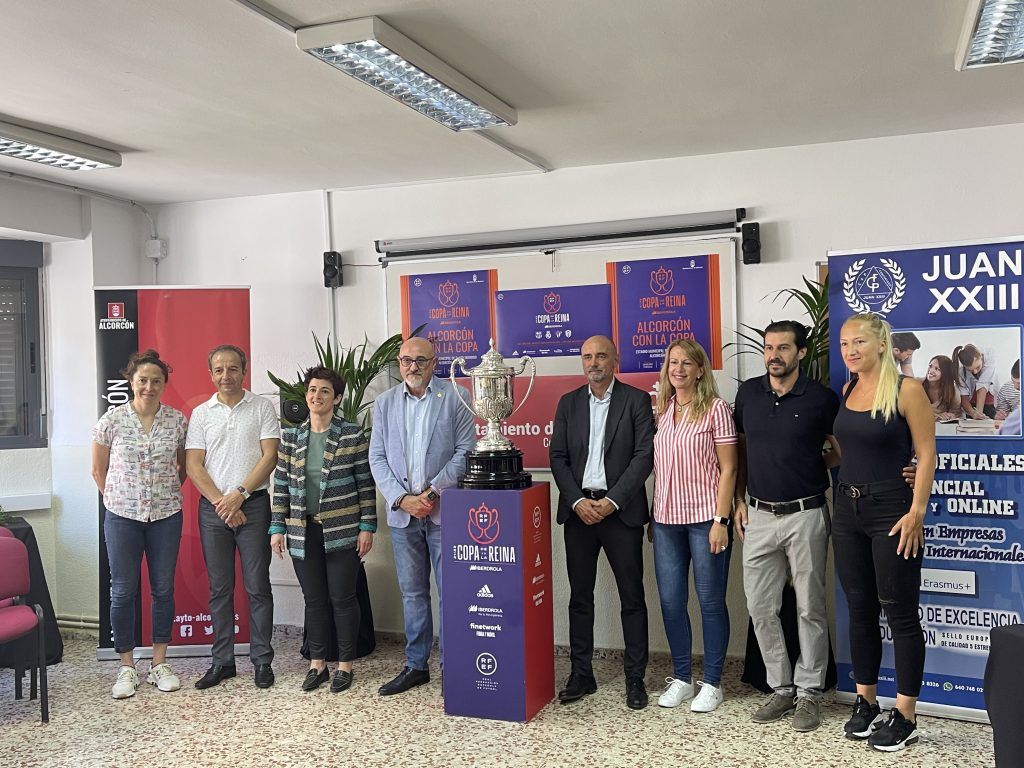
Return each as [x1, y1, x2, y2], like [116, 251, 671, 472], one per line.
[728, 274, 830, 385]
[268, 325, 424, 431]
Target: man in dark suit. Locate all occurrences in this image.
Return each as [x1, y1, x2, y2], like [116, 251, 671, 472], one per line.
[549, 335, 655, 709]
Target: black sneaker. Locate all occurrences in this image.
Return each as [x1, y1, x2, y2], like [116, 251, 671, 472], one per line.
[868, 709, 919, 752]
[843, 694, 884, 739]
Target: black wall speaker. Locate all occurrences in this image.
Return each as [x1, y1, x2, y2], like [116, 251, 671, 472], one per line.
[281, 395, 309, 425]
[741, 222, 761, 264]
[323, 251, 343, 288]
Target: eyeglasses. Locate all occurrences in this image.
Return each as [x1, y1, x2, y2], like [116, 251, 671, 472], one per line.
[397, 356, 435, 368]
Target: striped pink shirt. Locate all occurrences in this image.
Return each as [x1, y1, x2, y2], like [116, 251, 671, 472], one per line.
[653, 397, 737, 525]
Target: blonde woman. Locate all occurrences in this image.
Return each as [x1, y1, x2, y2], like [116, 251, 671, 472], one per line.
[651, 339, 737, 714]
[834, 313, 936, 752]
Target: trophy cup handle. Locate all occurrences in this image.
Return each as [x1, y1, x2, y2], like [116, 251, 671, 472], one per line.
[448, 357, 477, 419]
[510, 356, 536, 417]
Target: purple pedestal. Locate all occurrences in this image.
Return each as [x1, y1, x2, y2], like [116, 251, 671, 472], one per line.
[441, 484, 554, 722]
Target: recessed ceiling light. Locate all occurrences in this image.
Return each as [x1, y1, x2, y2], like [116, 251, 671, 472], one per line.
[956, 0, 1024, 70]
[296, 17, 517, 131]
[0, 120, 121, 170]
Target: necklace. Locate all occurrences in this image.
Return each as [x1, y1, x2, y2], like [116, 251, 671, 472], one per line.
[675, 400, 692, 412]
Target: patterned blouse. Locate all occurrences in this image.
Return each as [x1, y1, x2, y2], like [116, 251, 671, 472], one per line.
[93, 403, 187, 522]
[653, 397, 737, 525]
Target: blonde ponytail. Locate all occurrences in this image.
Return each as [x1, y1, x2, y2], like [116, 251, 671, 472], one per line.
[847, 312, 900, 422]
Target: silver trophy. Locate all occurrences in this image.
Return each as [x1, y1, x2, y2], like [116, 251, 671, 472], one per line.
[450, 339, 535, 488]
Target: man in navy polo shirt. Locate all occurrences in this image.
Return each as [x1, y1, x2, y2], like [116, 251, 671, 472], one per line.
[733, 321, 840, 732]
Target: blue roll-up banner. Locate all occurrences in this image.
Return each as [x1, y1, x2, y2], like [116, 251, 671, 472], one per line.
[828, 237, 1024, 722]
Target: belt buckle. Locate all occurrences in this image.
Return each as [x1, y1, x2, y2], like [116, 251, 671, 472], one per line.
[849, 486, 861, 499]
[770, 502, 783, 516]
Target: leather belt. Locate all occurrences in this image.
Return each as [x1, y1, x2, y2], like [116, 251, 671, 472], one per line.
[837, 478, 907, 499]
[749, 494, 827, 515]
[581, 488, 607, 500]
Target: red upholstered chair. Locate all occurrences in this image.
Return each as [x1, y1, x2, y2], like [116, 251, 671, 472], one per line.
[0, 536, 48, 722]
[0, 526, 12, 609]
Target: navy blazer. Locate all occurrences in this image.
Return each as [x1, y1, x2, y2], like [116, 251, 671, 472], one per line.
[548, 378, 655, 528]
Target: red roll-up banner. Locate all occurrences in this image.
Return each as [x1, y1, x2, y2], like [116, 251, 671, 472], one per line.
[95, 287, 252, 659]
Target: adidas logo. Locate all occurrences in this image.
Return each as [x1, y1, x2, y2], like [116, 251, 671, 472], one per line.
[534, 554, 541, 567]
[469, 605, 479, 612]
[476, 584, 494, 599]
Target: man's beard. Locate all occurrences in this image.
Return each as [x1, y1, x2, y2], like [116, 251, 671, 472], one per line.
[767, 359, 799, 378]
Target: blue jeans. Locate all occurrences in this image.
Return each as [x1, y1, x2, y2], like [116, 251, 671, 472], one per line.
[390, 517, 442, 670]
[653, 520, 731, 685]
[104, 510, 183, 654]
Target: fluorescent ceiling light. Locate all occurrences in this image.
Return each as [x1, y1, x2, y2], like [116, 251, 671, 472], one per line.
[296, 16, 516, 131]
[956, 0, 1024, 70]
[0, 120, 121, 171]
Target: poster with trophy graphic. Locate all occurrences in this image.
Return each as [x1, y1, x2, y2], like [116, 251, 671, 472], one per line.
[606, 253, 723, 373]
[401, 270, 496, 378]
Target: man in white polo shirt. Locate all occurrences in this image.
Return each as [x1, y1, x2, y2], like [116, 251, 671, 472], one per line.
[186, 344, 280, 690]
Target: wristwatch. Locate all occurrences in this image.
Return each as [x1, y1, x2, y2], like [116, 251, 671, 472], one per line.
[713, 515, 731, 527]
[392, 494, 407, 511]
[236, 485, 251, 500]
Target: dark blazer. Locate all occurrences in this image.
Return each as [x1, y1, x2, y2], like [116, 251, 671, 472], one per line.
[549, 378, 655, 527]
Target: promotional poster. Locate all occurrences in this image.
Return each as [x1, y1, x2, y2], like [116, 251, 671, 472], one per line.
[400, 269, 497, 377]
[95, 287, 252, 657]
[828, 238, 1024, 719]
[607, 253, 724, 372]
[494, 284, 612, 358]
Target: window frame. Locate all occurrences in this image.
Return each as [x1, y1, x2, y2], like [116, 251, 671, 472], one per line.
[0, 243, 46, 449]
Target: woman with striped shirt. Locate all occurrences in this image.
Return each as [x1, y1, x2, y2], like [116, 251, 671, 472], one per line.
[652, 339, 738, 714]
[270, 366, 376, 693]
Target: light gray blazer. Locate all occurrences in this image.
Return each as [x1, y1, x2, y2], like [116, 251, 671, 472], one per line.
[369, 376, 475, 528]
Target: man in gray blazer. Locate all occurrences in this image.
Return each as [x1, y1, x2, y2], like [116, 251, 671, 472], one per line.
[369, 336, 475, 695]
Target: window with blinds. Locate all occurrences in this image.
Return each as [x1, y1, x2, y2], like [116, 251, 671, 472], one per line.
[0, 265, 43, 448]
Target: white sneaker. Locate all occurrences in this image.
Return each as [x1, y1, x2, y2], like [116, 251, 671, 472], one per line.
[658, 677, 694, 708]
[112, 665, 140, 699]
[147, 662, 181, 692]
[690, 681, 724, 712]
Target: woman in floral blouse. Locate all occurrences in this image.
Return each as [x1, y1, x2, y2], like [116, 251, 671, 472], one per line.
[91, 349, 187, 700]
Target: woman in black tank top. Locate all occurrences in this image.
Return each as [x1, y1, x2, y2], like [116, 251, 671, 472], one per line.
[833, 313, 936, 753]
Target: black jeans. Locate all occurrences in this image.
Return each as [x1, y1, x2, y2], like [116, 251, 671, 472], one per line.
[833, 484, 925, 698]
[564, 512, 649, 681]
[291, 521, 361, 663]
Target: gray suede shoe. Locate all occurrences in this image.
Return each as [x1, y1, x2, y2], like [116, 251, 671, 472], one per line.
[792, 697, 822, 732]
[751, 692, 796, 723]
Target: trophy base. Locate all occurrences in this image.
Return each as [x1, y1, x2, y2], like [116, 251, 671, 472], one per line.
[458, 449, 532, 490]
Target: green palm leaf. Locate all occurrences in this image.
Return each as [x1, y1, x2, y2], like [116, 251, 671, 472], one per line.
[724, 274, 831, 386]
[268, 324, 425, 432]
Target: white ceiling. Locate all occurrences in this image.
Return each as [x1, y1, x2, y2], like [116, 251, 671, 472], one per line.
[2, 0, 1022, 204]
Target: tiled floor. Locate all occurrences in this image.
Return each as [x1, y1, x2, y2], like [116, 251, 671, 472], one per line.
[1, 629, 996, 768]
